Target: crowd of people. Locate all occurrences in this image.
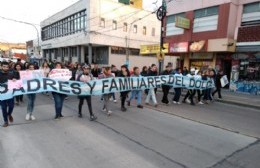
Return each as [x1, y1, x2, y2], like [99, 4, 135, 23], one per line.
[0, 59, 224, 127]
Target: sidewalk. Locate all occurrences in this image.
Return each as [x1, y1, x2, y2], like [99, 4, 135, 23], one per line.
[163, 88, 260, 110]
[217, 90, 260, 109]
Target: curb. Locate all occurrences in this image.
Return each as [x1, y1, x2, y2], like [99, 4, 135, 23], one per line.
[217, 99, 260, 110]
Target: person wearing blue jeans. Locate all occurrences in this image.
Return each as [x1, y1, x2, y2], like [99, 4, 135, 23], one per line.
[26, 63, 37, 121]
[128, 90, 143, 108]
[1, 98, 15, 127]
[26, 94, 36, 120]
[0, 61, 17, 127]
[127, 67, 143, 109]
[52, 92, 66, 119]
[51, 62, 67, 120]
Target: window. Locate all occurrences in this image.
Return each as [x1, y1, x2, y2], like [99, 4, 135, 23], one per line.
[242, 2, 260, 26]
[193, 6, 219, 32]
[112, 20, 117, 30]
[194, 6, 219, 18]
[243, 2, 260, 13]
[123, 22, 128, 32]
[100, 18, 105, 27]
[166, 13, 185, 36]
[133, 25, 137, 33]
[41, 10, 87, 41]
[143, 26, 146, 35]
[152, 28, 155, 36]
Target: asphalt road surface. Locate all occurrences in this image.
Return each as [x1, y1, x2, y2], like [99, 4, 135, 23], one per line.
[0, 94, 259, 168]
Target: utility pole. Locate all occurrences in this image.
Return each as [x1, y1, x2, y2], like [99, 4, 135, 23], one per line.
[156, 0, 167, 73]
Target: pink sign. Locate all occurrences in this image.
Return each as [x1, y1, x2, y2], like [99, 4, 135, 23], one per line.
[169, 42, 188, 53]
[19, 70, 44, 80]
[48, 69, 72, 81]
[8, 80, 23, 90]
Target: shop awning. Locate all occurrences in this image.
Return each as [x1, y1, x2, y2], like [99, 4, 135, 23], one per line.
[236, 45, 260, 52]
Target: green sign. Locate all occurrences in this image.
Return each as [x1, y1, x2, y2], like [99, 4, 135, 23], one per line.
[175, 16, 190, 29]
[119, 0, 130, 4]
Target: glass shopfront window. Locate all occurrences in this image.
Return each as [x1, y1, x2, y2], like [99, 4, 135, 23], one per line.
[239, 60, 260, 81]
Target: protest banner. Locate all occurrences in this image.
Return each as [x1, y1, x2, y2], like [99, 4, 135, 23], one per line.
[0, 75, 214, 101]
[8, 79, 23, 90]
[48, 69, 72, 81]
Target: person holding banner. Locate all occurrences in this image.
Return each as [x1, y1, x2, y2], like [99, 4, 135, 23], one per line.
[14, 63, 24, 105]
[127, 67, 143, 109]
[0, 62, 17, 127]
[212, 70, 223, 99]
[118, 65, 130, 112]
[40, 62, 51, 96]
[51, 62, 67, 120]
[25, 64, 37, 121]
[172, 68, 182, 104]
[161, 65, 172, 105]
[77, 65, 97, 121]
[99, 67, 114, 116]
[145, 64, 158, 107]
[182, 68, 196, 105]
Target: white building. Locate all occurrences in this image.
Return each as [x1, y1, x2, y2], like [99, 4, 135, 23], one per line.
[41, 0, 177, 69]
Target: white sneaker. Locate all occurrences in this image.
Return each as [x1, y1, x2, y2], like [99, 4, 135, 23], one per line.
[173, 101, 177, 104]
[25, 114, 30, 121]
[113, 100, 117, 103]
[177, 102, 181, 105]
[102, 108, 107, 112]
[185, 99, 191, 104]
[109, 97, 113, 101]
[107, 110, 112, 116]
[198, 101, 204, 105]
[30, 115, 36, 120]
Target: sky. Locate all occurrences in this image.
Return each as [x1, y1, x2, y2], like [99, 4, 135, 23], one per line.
[0, 0, 161, 43]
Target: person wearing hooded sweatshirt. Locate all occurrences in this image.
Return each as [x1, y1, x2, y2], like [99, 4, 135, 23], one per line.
[77, 65, 97, 121]
[118, 65, 130, 112]
[182, 68, 196, 105]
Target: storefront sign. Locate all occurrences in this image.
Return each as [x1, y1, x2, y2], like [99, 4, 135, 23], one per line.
[140, 43, 169, 54]
[190, 41, 206, 52]
[169, 42, 188, 53]
[175, 16, 190, 29]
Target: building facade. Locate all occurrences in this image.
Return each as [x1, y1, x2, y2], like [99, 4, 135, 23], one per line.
[40, 0, 176, 69]
[165, 0, 260, 94]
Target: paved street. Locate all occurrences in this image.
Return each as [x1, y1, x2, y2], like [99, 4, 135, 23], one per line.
[0, 93, 259, 168]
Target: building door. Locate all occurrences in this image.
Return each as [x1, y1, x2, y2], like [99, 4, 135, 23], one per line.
[223, 60, 232, 86]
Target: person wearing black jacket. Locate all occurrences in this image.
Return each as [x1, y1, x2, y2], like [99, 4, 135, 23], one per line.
[119, 65, 130, 111]
[91, 64, 100, 78]
[0, 62, 17, 127]
[161, 65, 172, 105]
[212, 70, 223, 99]
[145, 64, 158, 107]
